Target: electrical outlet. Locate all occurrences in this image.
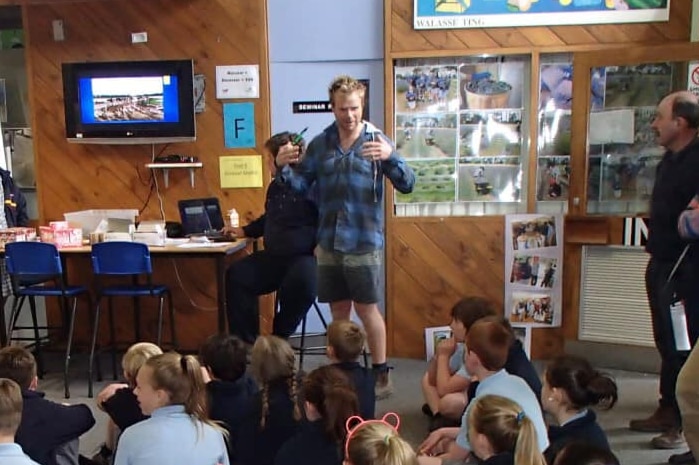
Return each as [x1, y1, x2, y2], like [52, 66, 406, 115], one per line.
[52, 20, 64, 42]
[131, 32, 148, 44]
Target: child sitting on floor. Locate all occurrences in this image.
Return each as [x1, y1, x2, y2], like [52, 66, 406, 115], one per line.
[234, 336, 302, 465]
[467, 394, 546, 465]
[327, 320, 375, 419]
[345, 412, 418, 465]
[199, 333, 258, 462]
[0, 377, 41, 465]
[92, 342, 163, 464]
[275, 365, 359, 465]
[542, 355, 617, 464]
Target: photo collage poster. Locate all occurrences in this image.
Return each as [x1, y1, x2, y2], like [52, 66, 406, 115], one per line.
[587, 63, 671, 204]
[504, 214, 563, 328]
[394, 59, 524, 205]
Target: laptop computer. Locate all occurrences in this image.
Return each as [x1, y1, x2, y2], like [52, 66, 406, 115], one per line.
[177, 198, 229, 241]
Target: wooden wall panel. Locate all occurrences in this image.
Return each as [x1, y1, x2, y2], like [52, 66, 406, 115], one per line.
[21, 0, 270, 349]
[385, 0, 691, 359]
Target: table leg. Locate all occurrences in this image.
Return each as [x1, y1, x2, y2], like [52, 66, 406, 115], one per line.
[216, 255, 227, 333]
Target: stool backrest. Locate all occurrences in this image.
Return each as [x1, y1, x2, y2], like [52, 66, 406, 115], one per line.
[91, 241, 153, 275]
[5, 241, 62, 277]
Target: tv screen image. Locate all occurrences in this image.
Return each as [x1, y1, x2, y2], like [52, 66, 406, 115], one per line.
[63, 59, 195, 144]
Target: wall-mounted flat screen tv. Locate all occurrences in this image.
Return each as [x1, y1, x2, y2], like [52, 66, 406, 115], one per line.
[62, 59, 195, 144]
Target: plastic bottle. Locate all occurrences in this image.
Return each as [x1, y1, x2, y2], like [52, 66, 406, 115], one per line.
[228, 208, 239, 228]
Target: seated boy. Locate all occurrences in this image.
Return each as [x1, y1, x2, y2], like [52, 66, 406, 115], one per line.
[422, 297, 497, 427]
[0, 378, 40, 465]
[199, 333, 258, 461]
[326, 320, 375, 419]
[91, 342, 163, 464]
[423, 298, 543, 429]
[417, 318, 548, 465]
[0, 347, 95, 465]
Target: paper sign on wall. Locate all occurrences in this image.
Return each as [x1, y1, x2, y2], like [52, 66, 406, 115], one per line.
[688, 62, 699, 98]
[216, 65, 260, 99]
[220, 155, 263, 189]
[223, 102, 255, 148]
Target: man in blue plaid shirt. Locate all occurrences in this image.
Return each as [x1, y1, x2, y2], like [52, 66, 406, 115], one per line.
[277, 75, 415, 399]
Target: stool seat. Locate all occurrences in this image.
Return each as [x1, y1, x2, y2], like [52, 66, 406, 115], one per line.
[99, 285, 169, 296]
[17, 285, 88, 297]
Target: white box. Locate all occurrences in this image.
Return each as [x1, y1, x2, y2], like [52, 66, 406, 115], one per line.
[64, 209, 139, 235]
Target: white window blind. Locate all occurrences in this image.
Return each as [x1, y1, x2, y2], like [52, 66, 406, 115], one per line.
[579, 246, 654, 347]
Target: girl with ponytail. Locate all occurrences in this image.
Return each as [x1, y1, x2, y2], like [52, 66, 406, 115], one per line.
[542, 355, 618, 464]
[113, 352, 229, 465]
[467, 394, 546, 465]
[235, 336, 301, 465]
[275, 365, 360, 465]
[344, 413, 418, 465]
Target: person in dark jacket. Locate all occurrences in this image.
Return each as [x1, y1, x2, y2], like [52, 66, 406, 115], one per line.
[0, 346, 95, 465]
[326, 320, 374, 419]
[0, 168, 28, 228]
[274, 365, 359, 465]
[234, 336, 301, 465]
[542, 355, 618, 464]
[199, 333, 258, 462]
[223, 132, 318, 344]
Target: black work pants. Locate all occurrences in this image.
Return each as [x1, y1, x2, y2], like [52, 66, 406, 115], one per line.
[646, 256, 699, 422]
[226, 250, 317, 344]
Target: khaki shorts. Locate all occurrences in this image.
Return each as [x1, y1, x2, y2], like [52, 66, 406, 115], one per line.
[316, 247, 381, 304]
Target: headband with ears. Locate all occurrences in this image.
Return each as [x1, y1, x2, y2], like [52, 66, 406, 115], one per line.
[344, 412, 401, 458]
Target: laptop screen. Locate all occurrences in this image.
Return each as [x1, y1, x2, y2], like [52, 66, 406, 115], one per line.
[178, 198, 225, 236]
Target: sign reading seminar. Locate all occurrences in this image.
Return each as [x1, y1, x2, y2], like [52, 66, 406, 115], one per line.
[413, 0, 670, 30]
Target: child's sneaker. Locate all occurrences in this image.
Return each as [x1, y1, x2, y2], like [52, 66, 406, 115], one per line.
[375, 369, 393, 400]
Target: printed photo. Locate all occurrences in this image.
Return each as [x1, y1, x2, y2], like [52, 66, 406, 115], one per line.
[459, 110, 522, 157]
[509, 293, 555, 326]
[598, 154, 662, 202]
[459, 61, 524, 110]
[540, 64, 573, 111]
[510, 255, 558, 289]
[396, 113, 458, 159]
[536, 157, 570, 201]
[538, 111, 571, 156]
[395, 65, 459, 114]
[511, 216, 557, 250]
[604, 63, 672, 109]
[424, 326, 452, 361]
[457, 159, 521, 202]
[395, 158, 457, 204]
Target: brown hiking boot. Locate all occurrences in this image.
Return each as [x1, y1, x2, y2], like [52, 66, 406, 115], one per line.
[629, 405, 677, 432]
[652, 428, 686, 449]
[375, 369, 393, 400]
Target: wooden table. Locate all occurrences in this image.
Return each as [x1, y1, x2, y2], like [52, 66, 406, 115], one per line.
[0, 240, 248, 345]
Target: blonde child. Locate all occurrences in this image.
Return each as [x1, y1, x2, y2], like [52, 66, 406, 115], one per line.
[467, 394, 546, 465]
[0, 378, 40, 465]
[275, 365, 359, 465]
[93, 342, 162, 463]
[344, 413, 418, 465]
[113, 352, 229, 465]
[327, 320, 375, 419]
[234, 336, 301, 465]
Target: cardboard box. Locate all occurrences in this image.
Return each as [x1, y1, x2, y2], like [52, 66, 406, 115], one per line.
[39, 226, 83, 249]
[0, 227, 37, 246]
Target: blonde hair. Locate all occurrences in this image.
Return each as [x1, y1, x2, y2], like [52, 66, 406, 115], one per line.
[123, 342, 162, 384]
[0, 378, 22, 434]
[346, 421, 418, 465]
[328, 75, 366, 105]
[250, 336, 301, 428]
[144, 352, 215, 430]
[468, 395, 546, 465]
[327, 320, 365, 362]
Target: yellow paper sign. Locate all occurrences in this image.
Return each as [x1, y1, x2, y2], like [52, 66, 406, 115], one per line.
[219, 155, 263, 188]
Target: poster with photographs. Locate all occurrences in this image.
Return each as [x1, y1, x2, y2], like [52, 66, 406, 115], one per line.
[512, 325, 532, 359]
[505, 214, 563, 328]
[424, 326, 452, 361]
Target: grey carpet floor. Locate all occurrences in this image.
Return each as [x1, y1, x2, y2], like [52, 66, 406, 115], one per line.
[31, 354, 686, 465]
